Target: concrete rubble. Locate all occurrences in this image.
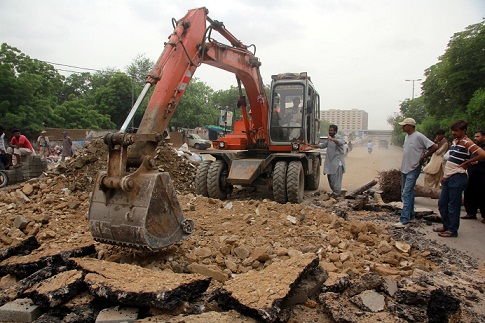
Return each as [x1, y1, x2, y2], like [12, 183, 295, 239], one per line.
[0, 138, 483, 322]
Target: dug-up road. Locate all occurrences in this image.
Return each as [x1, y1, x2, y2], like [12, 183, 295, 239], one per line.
[327, 142, 485, 264]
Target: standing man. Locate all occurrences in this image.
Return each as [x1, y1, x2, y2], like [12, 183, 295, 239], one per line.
[36, 130, 50, 159]
[462, 130, 485, 222]
[434, 121, 485, 237]
[6, 129, 35, 168]
[315, 124, 346, 198]
[423, 129, 449, 188]
[393, 118, 438, 228]
[61, 131, 73, 162]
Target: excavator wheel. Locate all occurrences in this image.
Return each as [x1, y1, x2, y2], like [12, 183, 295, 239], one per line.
[273, 161, 288, 203]
[0, 171, 8, 188]
[207, 160, 230, 200]
[287, 161, 304, 203]
[195, 160, 212, 197]
[305, 161, 321, 190]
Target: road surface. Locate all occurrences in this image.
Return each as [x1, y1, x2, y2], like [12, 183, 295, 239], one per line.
[325, 142, 485, 263]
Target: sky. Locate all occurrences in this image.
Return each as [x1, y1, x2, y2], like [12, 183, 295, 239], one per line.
[1, 0, 484, 130]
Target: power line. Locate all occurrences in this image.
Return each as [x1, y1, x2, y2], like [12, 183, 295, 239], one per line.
[57, 68, 88, 74]
[42, 60, 102, 72]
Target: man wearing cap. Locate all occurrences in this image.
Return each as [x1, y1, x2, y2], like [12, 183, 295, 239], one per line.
[36, 130, 50, 159]
[61, 131, 73, 162]
[393, 117, 438, 228]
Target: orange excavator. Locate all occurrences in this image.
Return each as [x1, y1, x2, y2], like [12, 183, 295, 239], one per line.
[89, 7, 322, 250]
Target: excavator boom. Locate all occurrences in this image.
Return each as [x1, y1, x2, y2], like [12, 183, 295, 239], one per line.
[88, 7, 269, 250]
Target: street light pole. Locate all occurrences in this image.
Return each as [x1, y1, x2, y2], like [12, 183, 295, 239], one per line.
[405, 78, 422, 99]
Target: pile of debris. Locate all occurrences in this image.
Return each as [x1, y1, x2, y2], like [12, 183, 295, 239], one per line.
[378, 169, 441, 202]
[0, 141, 483, 322]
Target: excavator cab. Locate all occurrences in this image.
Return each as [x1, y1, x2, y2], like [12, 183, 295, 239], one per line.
[269, 73, 320, 146]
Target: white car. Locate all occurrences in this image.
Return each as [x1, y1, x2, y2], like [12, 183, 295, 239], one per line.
[318, 136, 349, 157]
[187, 134, 211, 150]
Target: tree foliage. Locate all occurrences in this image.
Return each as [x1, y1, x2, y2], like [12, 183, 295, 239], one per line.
[422, 20, 485, 127]
[125, 54, 154, 86]
[0, 43, 63, 136]
[170, 78, 218, 129]
[389, 19, 485, 145]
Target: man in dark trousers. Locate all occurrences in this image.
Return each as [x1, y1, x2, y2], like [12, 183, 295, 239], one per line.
[434, 121, 485, 237]
[462, 130, 485, 223]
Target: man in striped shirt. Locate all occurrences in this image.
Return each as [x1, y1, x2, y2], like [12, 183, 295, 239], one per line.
[434, 120, 485, 237]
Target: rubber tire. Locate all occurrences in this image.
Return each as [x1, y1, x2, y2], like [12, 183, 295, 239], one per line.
[195, 160, 212, 197]
[194, 143, 200, 150]
[207, 160, 229, 200]
[0, 171, 7, 188]
[287, 161, 304, 203]
[273, 161, 288, 204]
[305, 161, 321, 190]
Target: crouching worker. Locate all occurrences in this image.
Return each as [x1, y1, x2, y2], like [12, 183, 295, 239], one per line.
[6, 129, 35, 168]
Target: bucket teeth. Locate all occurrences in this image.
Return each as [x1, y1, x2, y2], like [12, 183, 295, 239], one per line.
[88, 170, 192, 250]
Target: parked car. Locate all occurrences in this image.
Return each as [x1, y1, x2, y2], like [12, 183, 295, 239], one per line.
[187, 133, 211, 150]
[318, 136, 349, 157]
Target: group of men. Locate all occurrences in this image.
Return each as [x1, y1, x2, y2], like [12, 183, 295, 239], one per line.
[394, 118, 485, 238]
[0, 126, 73, 170]
[315, 116, 485, 239]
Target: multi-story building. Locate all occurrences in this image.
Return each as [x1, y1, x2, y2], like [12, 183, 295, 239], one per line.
[320, 109, 368, 134]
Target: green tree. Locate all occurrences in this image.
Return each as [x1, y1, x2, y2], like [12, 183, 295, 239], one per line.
[0, 43, 63, 135]
[51, 97, 116, 129]
[93, 72, 133, 128]
[125, 54, 154, 86]
[169, 78, 218, 129]
[423, 20, 485, 123]
[466, 88, 485, 132]
[399, 97, 427, 124]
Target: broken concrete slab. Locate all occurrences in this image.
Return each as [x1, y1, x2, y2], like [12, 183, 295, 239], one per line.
[351, 290, 386, 312]
[23, 270, 84, 307]
[95, 306, 139, 323]
[0, 266, 68, 306]
[0, 242, 95, 279]
[213, 254, 319, 322]
[321, 272, 351, 293]
[381, 277, 398, 297]
[137, 310, 258, 322]
[427, 288, 461, 322]
[0, 298, 43, 322]
[319, 292, 360, 322]
[72, 258, 211, 311]
[0, 236, 40, 262]
[344, 272, 383, 297]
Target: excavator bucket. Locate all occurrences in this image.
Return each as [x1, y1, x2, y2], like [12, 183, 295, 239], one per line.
[89, 170, 193, 251]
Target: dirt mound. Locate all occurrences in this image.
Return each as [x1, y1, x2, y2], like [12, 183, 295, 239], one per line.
[0, 142, 484, 322]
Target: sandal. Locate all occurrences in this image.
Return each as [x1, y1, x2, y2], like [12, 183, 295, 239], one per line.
[460, 214, 477, 219]
[433, 227, 447, 232]
[438, 231, 458, 238]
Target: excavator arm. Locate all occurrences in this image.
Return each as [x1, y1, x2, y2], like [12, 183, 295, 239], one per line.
[88, 7, 269, 250]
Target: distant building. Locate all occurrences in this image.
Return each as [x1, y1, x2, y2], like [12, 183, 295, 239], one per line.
[320, 109, 368, 133]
